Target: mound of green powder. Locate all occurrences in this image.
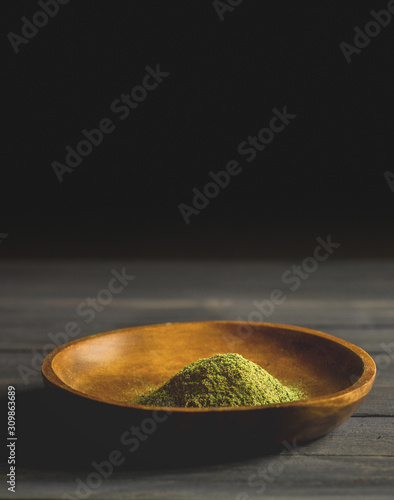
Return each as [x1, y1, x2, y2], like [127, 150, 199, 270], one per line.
[137, 353, 304, 408]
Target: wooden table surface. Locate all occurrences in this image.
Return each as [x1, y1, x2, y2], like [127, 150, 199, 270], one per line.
[1, 260, 393, 499]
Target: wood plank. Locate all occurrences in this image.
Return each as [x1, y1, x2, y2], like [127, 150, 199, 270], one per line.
[0, 261, 393, 499]
[298, 416, 394, 456]
[354, 386, 394, 416]
[1, 322, 393, 352]
[1, 260, 394, 303]
[0, 456, 392, 500]
[2, 260, 394, 350]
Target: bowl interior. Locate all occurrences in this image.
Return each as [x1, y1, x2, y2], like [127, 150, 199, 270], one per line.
[48, 322, 366, 407]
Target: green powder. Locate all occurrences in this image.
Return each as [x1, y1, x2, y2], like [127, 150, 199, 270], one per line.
[137, 353, 304, 408]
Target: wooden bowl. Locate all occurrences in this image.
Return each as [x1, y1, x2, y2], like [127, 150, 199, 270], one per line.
[42, 321, 376, 464]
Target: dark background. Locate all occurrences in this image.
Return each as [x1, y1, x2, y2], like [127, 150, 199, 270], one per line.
[1, 0, 393, 259]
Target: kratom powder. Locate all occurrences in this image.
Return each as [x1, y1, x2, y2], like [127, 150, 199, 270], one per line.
[137, 353, 304, 408]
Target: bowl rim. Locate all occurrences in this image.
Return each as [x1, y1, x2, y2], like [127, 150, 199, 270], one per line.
[41, 321, 376, 413]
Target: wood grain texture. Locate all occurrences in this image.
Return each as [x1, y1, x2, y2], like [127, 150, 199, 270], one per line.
[0, 260, 393, 499]
[0, 457, 393, 500]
